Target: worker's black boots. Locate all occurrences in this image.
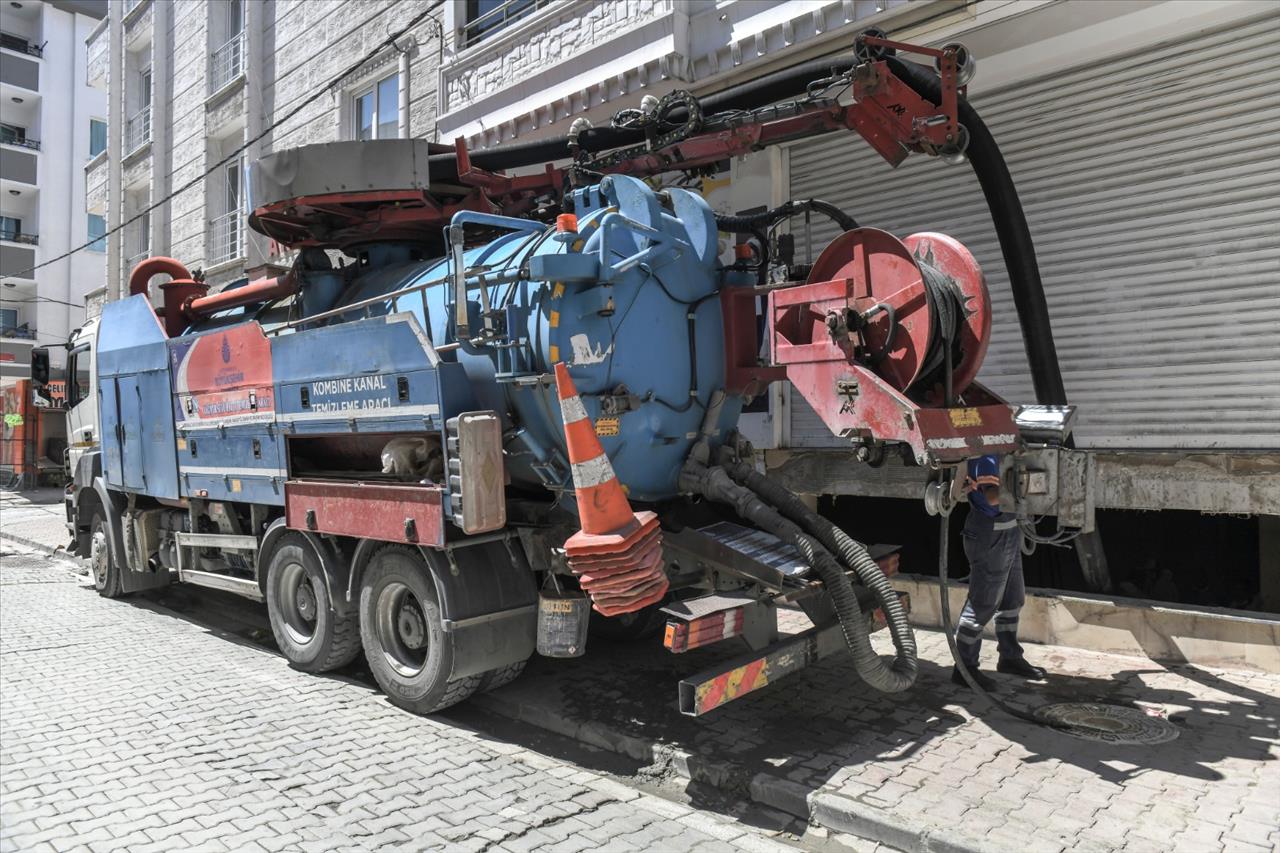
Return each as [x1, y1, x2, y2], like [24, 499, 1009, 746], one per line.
[997, 657, 1048, 680]
[951, 664, 998, 691]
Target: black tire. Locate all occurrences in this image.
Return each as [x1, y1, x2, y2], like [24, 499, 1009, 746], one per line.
[359, 546, 480, 714]
[89, 513, 125, 599]
[588, 599, 667, 642]
[476, 659, 528, 694]
[265, 535, 362, 673]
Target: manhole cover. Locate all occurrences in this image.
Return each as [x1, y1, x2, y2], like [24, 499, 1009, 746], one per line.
[1035, 702, 1180, 745]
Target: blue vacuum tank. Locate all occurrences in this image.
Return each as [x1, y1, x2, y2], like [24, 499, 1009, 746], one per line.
[329, 174, 743, 502]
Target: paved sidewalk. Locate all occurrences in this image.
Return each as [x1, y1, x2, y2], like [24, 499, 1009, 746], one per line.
[0, 488, 72, 558]
[480, 611, 1280, 853]
[0, 548, 804, 853]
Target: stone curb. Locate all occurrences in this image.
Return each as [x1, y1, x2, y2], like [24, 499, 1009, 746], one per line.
[808, 791, 988, 853]
[0, 531, 82, 567]
[471, 689, 976, 852]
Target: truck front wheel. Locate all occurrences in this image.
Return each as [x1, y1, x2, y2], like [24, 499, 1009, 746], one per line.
[359, 546, 479, 714]
[265, 535, 362, 673]
[89, 513, 124, 599]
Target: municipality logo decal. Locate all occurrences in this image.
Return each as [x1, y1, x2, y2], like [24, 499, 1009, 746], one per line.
[221, 336, 231, 364]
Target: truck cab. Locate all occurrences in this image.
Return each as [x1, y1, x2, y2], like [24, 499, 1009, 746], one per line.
[31, 316, 100, 554]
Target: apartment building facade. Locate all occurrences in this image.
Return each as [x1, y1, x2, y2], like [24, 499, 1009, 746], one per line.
[87, 0, 444, 302]
[0, 0, 106, 379]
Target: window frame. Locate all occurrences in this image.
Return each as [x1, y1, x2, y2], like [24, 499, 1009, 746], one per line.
[87, 214, 107, 253]
[351, 71, 400, 141]
[89, 118, 107, 158]
[66, 342, 91, 409]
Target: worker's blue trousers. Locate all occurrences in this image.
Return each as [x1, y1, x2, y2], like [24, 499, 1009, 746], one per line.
[955, 511, 1026, 667]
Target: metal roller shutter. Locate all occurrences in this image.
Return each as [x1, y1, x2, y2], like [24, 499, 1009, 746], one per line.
[786, 13, 1280, 450]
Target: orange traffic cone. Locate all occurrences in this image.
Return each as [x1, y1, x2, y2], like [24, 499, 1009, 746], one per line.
[554, 362, 669, 616]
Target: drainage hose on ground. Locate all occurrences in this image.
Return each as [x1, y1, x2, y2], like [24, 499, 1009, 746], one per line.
[680, 463, 915, 693]
[721, 460, 917, 689]
[935, 509, 1116, 736]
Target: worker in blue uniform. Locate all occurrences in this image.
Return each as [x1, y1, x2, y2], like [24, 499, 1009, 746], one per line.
[952, 454, 1048, 690]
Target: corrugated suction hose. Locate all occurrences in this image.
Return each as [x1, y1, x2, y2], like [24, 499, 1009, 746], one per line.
[680, 462, 916, 693]
[721, 460, 917, 689]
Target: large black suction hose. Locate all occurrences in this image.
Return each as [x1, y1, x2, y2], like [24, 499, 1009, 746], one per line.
[886, 57, 1067, 405]
[680, 463, 916, 693]
[721, 460, 917, 688]
[714, 199, 859, 234]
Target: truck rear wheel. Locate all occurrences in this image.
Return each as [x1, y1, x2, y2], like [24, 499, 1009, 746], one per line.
[359, 546, 479, 714]
[265, 535, 362, 673]
[89, 513, 124, 599]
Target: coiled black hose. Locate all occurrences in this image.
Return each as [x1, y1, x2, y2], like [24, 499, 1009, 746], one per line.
[680, 463, 916, 693]
[721, 460, 917, 691]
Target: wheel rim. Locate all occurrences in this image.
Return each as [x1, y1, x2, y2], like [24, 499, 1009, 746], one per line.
[90, 527, 109, 590]
[277, 559, 318, 646]
[375, 581, 429, 678]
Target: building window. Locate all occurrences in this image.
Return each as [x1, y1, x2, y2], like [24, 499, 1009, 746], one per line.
[126, 195, 150, 270]
[353, 72, 399, 141]
[209, 151, 245, 266]
[0, 216, 19, 242]
[210, 0, 245, 93]
[0, 308, 18, 334]
[89, 119, 107, 157]
[126, 67, 152, 153]
[463, 0, 551, 48]
[87, 214, 106, 252]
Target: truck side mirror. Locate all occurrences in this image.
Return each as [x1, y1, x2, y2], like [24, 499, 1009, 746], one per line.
[30, 348, 52, 402]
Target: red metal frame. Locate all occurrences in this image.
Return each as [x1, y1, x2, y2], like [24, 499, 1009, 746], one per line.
[247, 39, 964, 251]
[284, 479, 446, 548]
[768, 228, 1017, 464]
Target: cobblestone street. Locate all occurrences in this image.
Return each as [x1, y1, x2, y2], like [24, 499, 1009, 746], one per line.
[0, 546, 808, 853]
[2, 506, 1278, 853]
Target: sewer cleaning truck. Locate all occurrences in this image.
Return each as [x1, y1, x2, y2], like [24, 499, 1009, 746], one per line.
[33, 34, 1084, 717]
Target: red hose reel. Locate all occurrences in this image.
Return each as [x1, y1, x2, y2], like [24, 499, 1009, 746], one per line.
[768, 228, 1018, 464]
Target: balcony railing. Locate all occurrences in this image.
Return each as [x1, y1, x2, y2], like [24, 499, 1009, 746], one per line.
[210, 30, 245, 93]
[0, 32, 43, 58]
[461, 0, 553, 48]
[208, 210, 244, 267]
[0, 133, 39, 151]
[125, 106, 151, 154]
[0, 230, 38, 245]
[1, 325, 38, 340]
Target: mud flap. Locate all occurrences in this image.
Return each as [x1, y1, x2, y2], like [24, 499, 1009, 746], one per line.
[423, 538, 537, 680]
